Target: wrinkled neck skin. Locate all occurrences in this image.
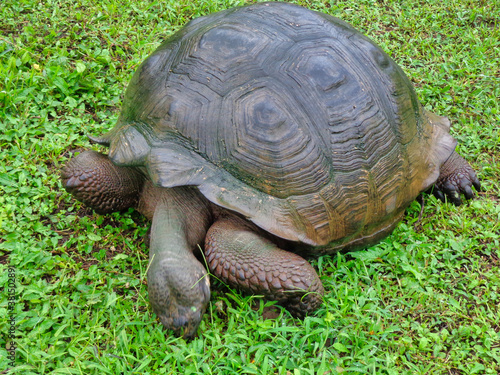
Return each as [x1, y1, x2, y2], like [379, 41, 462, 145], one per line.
[137, 181, 213, 249]
[137, 180, 270, 248]
[138, 181, 214, 337]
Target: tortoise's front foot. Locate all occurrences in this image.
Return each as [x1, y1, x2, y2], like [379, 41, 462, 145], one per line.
[433, 152, 481, 205]
[61, 150, 144, 213]
[205, 216, 324, 317]
[148, 257, 210, 339]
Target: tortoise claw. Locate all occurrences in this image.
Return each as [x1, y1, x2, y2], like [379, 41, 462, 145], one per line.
[432, 187, 446, 202]
[434, 152, 480, 206]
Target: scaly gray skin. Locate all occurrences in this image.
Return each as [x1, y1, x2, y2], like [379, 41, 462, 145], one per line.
[433, 152, 481, 205]
[61, 149, 479, 338]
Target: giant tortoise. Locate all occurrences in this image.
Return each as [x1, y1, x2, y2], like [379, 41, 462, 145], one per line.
[61, 2, 480, 338]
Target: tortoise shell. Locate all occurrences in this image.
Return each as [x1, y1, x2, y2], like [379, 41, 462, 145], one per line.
[94, 2, 456, 250]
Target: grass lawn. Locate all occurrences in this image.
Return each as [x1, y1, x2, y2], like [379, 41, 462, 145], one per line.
[1, 0, 499, 373]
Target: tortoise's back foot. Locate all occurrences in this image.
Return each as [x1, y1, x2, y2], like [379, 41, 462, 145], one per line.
[61, 150, 144, 213]
[433, 151, 481, 206]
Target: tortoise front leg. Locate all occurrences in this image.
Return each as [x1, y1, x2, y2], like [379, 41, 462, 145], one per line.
[204, 215, 324, 317]
[61, 150, 144, 213]
[141, 184, 212, 338]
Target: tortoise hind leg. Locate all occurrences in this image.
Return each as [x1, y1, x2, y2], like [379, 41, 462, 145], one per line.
[204, 215, 324, 317]
[433, 151, 481, 205]
[61, 150, 144, 213]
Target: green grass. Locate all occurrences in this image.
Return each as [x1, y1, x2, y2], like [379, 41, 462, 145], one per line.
[1, 0, 499, 373]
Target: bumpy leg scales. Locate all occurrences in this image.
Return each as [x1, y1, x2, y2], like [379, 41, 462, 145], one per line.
[61, 150, 144, 213]
[205, 216, 324, 317]
[433, 151, 481, 205]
